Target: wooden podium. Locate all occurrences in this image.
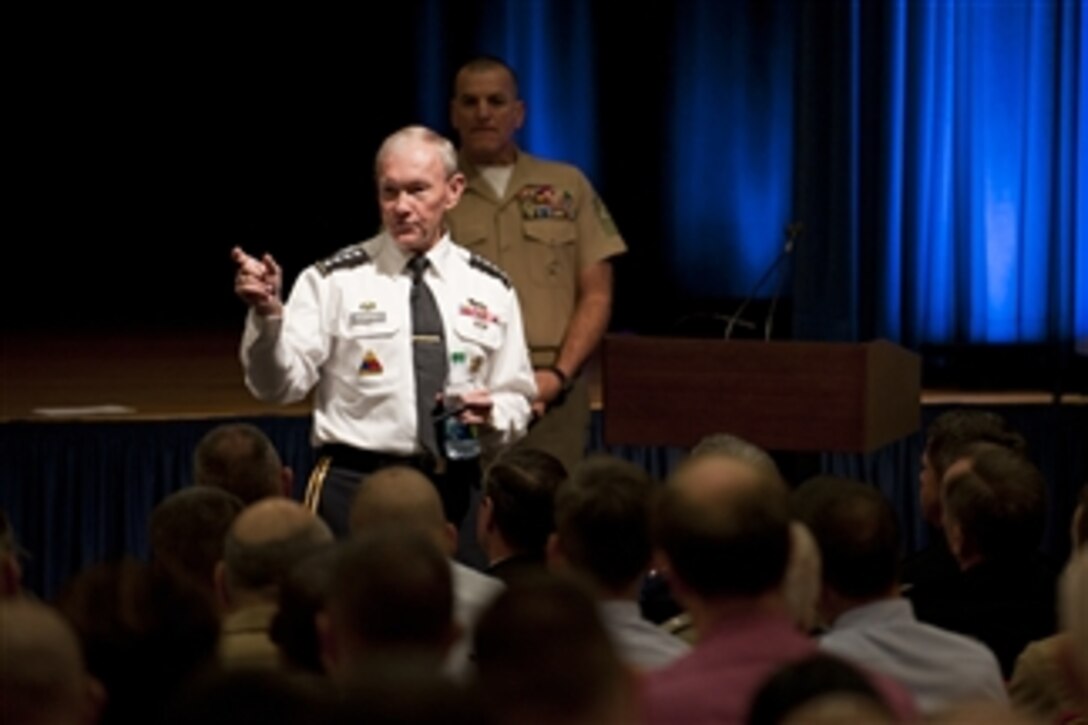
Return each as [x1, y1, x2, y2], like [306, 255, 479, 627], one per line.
[600, 335, 921, 453]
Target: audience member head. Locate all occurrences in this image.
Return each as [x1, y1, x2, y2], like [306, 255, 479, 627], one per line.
[920, 409, 1027, 527]
[0, 597, 105, 725]
[747, 653, 894, 725]
[269, 545, 339, 674]
[55, 559, 219, 725]
[792, 476, 900, 624]
[690, 436, 819, 630]
[550, 454, 655, 597]
[216, 498, 333, 610]
[655, 448, 792, 616]
[148, 486, 243, 603]
[941, 441, 1046, 568]
[319, 528, 455, 679]
[478, 447, 566, 565]
[193, 422, 293, 504]
[348, 465, 456, 555]
[472, 573, 637, 725]
[0, 508, 26, 598]
[690, 432, 784, 483]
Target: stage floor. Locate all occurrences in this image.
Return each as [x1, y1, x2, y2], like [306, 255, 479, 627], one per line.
[1, 330, 1083, 423]
[1, 330, 310, 422]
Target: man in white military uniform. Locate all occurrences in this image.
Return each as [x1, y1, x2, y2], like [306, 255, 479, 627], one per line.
[232, 125, 536, 537]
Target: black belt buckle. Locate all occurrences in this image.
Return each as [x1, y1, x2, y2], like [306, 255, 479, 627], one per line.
[319, 443, 452, 479]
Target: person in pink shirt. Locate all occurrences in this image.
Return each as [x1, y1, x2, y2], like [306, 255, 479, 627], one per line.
[641, 448, 915, 724]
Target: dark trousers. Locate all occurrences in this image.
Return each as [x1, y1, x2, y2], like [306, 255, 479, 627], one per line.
[311, 444, 480, 539]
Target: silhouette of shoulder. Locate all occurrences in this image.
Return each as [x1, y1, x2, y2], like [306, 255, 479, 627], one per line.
[468, 253, 511, 289]
[315, 244, 372, 277]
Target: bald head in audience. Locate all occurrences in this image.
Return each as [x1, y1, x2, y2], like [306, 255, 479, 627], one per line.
[655, 451, 793, 621]
[689, 432, 783, 480]
[0, 598, 104, 725]
[216, 498, 333, 610]
[348, 466, 458, 555]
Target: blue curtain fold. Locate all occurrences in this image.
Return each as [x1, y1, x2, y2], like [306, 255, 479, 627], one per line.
[4, 407, 1082, 602]
[5, 0, 1086, 607]
[0, 419, 316, 602]
[797, 0, 1085, 347]
[258, 0, 1085, 348]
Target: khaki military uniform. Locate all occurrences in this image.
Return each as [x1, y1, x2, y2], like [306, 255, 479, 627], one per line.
[447, 151, 626, 473]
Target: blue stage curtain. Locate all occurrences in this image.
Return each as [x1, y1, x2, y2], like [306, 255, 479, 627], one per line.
[822, 402, 1087, 566]
[0, 418, 316, 602]
[664, 1, 797, 298]
[4, 405, 1083, 602]
[796, 0, 1086, 346]
[411, 0, 1084, 345]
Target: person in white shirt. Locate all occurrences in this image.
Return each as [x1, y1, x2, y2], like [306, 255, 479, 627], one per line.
[347, 465, 505, 679]
[232, 125, 536, 536]
[793, 475, 1008, 715]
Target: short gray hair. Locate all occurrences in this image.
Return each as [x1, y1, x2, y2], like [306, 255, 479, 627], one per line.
[690, 433, 782, 482]
[374, 125, 459, 179]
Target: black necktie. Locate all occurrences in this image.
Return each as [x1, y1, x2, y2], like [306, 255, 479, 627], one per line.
[407, 255, 448, 459]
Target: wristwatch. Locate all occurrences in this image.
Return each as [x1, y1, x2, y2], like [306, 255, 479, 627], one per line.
[545, 365, 575, 397]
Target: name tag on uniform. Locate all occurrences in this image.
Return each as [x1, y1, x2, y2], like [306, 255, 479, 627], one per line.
[349, 305, 388, 326]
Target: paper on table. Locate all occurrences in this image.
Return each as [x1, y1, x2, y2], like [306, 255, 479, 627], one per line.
[33, 405, 137, 417]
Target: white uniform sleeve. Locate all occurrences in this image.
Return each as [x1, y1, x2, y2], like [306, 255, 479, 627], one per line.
[240, 267, 328, 404]
[482, 285, 536, 445]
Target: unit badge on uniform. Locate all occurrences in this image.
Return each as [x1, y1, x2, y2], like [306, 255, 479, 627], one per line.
[469, 354, 485, 376]
[593, 196, 619, 236]
[359, 350, 383, 375]
[517, 184, 575, 220]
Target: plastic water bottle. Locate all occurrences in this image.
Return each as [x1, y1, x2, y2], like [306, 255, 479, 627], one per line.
[443, 351, 481, 460]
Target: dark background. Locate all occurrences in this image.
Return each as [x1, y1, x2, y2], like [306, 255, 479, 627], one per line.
[3, 2, 1085, 601]
[6, 2, 1085, 392]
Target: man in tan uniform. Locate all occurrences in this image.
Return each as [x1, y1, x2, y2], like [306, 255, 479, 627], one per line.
[447, 56, 627, 474]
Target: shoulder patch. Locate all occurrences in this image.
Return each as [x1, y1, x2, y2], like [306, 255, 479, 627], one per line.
[469, 253, 511, 289]
[592, 196, 619, 236]
[315, 244, 371, 277]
